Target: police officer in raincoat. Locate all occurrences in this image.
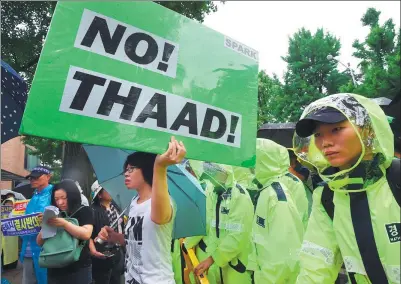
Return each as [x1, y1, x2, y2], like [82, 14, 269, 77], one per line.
[248, 138, 304, 283]
[185, 161, 254, 284]
[294, 93, 400, 283]
[276, 146, 310, 229]
[233, 144, 309, 230]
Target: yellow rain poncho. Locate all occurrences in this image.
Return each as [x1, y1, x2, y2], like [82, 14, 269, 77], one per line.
[185, 161, 254, 284]
[294, 93, 400, 283]
[249, 138, 304, 283]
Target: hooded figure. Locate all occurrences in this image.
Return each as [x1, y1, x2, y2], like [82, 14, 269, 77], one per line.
[258, 140, 309, 229]
[184, 160, 254, 284]
[249, 138, 304, 284]
[1, 197, 19, 270]
[232, 166, 259, 204]
[294, 93, 400, 283]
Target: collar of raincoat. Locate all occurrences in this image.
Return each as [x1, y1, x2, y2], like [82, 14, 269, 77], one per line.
[293, 93, 394, 192]
[188, 160, 234, 192]
[233, 166, 257, 191]
[254, 138, 291, 188]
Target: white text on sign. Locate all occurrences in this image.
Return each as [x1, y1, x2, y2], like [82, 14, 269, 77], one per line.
[59, 66, 242, 147]
[74, 9, 179, 78]
[224, 36, 258, 62]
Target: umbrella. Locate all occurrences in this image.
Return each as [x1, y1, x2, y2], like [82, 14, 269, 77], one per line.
[1, 189, 26, 200]
[257, 123, 296, 148]
[13, 182, 35, 199]
[1, 60, 28, 144]
[83, 144, 206, 239]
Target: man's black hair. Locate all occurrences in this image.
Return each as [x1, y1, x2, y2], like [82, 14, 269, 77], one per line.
[124, 152, 157, 186]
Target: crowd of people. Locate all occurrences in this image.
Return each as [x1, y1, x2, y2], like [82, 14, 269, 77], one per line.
[3, 92, 400, 284]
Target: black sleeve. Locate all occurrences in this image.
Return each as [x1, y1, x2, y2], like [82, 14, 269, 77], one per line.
[90, 205, 110, 239]
[75, 206, 94, 226]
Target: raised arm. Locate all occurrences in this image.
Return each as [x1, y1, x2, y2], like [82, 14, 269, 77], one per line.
[151, 136, 186, 225]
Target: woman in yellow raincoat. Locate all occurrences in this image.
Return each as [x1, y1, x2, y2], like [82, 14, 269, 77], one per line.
[1, 197, 19, 270]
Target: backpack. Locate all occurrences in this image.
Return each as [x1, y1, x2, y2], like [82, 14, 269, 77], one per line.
[38, 206, 86, 268]
[321, 158, 401, 220]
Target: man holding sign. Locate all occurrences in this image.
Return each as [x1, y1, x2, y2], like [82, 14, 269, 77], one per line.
[20, 166, 53, 284]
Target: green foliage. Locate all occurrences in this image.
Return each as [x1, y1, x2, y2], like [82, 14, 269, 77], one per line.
[156, 1, 218, 23]
[278, 28, 350, 122]
[350, 8, 400, 98]
[1, 1, 57, 85]
[20, 136, 62, 165]
[257, 71, 285, 126]
[21, 136, 63, 181]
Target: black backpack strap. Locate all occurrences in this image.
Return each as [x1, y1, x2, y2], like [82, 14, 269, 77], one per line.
[321, 183, 335, 221]
[271, 182, 287, 202]
[70, 205, 85, 218]
[349, 191, 388, 283]
[386, 158, 401, 207]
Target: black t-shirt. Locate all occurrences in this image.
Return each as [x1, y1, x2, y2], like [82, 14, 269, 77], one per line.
[48, 206, 94, 275]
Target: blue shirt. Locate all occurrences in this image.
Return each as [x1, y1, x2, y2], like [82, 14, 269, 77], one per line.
[20, 184, 54, 284]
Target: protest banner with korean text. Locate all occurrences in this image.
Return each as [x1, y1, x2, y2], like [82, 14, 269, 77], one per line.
[1, 205, 13, 219]
[1, 213, 41, 236]
[19, 2, 258, 167]
[12, 200, 29, 216]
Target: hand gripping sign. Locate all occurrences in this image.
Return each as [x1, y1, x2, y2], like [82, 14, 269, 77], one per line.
[19, 2, 259, 167]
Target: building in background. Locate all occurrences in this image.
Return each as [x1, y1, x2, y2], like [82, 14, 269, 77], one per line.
[1, 137, 40, 189]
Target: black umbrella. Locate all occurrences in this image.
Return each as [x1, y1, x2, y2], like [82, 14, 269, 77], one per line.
[257, 123, 296, 148]
[13, 182, 35, 200]
[1, 60, 28, 144]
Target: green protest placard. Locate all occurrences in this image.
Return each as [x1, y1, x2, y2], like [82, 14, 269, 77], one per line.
[19, 2, 259, 167]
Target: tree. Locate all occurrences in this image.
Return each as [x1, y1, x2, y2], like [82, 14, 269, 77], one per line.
[20, 135, 63, 182]
[257, 70, 285, 126]
[278, 28, 350, 122]
[156, 1, 218, 23]
[1, 1, 57, 85]
[2, 1, 219, 197]
[342, 8, 400, 98]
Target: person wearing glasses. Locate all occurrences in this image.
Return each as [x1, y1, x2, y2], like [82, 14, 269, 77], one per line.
[20, 166, 54, 284]
[97, 137, 186, 284]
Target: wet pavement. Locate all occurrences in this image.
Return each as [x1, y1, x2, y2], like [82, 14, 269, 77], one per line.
[2, 262, 22, 284]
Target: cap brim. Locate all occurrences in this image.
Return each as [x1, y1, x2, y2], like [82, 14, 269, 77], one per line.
[25, 172, 43, 179]
[296, 112, 346, 138]
[92, 187, 103, 199]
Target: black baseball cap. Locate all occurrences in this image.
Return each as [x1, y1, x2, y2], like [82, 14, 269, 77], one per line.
[26, 166, 52, 179]
[295, 107, 347, 138]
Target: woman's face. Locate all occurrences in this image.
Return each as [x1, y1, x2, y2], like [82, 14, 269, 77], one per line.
[124, 164, 146, 189]
[99, 189, 112, 202]
[314, 119, 363, 170]
[54, 189, 68, 211]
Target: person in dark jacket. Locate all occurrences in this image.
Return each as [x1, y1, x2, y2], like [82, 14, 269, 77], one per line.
[89, 181, 125, 284]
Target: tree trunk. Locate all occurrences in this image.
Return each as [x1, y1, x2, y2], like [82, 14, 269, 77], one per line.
[61, 142, 95, 200]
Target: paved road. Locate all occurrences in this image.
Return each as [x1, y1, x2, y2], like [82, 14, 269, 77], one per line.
[2, 262, 22, 284]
